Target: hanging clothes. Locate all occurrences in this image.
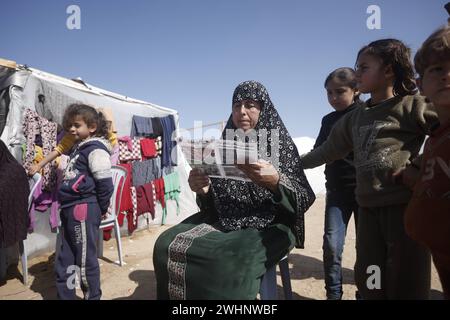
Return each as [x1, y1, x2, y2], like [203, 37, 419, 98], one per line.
[140, 138, 157, 159]
[130, 115, 154, 138]
[22, 108, 58, 191]
[151, 117, 164, 137]
[118, 136, 141, 162]
[136, 182, 156, 220]
[0, 140, 30, 247]
[30, 154, 68, 231]
[163, 171, 181, 223]
[127, 186, 138, 234]
[28, 178, 43, 232]
[116, 163, 133, 223]
[110, 144, 120, 165]
[131, 157, 161, 187]
[160, 115, 178, 168]
[155, 136, 162, 156]
[153, 177, 166, 224]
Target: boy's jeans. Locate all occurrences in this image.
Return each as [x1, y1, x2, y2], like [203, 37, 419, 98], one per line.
[323, 203, 358, 300]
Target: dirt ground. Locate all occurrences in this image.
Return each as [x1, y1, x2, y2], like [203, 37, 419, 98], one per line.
[0, 195, 444, 300]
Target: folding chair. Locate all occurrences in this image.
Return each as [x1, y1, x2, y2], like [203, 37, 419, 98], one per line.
[97, 165, 127, 266]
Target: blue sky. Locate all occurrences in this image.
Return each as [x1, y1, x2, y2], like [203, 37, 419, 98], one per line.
[0, 0, 447, 138]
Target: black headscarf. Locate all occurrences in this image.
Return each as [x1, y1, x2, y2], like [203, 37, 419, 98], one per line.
[210, 81, 315, 248]
[0, 140, 30, 247]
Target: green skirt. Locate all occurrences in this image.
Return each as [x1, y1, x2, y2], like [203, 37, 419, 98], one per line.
[153, 211, 295, 300]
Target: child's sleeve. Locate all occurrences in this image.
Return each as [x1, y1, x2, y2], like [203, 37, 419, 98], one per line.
[54, 133, 76, 155]
[408, 95, 440, 135]
[313, 118, 327, 149]
[301, 112, 354, 169]
[88, 149, 114, 213]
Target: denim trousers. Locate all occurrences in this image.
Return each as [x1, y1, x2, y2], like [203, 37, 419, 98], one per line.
[323, 199, 358, 299]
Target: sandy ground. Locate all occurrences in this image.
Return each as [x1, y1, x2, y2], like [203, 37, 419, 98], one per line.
[0, 195, 444, 300]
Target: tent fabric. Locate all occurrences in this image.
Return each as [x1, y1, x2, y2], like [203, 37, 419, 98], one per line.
[0, 64, 199, 260]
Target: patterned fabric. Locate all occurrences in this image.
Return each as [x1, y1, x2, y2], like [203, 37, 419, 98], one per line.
[128, 186, 138, 234]
[210, 81, 315, 248]
[22, 109, 58, 191]
[131, 158, 161, 187]
[167, 223, 218, 300]
[118, 136, 141, 162]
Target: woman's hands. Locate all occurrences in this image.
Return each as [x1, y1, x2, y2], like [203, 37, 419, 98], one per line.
[189, 160, 281, 196]
[237, 160, 280, 194]
[188, 168, 211, 195]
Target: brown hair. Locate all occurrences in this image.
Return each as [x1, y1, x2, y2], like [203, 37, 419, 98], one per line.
[324, 67, 362, 104]
[414, 25, 450, 78]
[62, 104, 109, 139]
[357, 39, 417, 96]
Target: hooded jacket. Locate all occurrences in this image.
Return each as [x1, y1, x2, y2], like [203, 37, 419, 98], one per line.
[58, 137, 113, 213]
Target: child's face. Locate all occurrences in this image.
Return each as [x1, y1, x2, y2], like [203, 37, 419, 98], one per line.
[67, 115, 97, 141]
[326, 79, 356, 111]
[419, 60, 450, 110]
[355, 52, 393, 94]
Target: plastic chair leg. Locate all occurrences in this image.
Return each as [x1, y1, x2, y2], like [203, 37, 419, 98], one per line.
[19, 240, 28, 285]
[114, 219, 123, 267]
[260, 265, 277, 300]
[279, 257, 293, 300]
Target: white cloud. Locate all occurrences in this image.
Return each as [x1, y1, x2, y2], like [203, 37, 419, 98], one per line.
[293, 137, 326, 195]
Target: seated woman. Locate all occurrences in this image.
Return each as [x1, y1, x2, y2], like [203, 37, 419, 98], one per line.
[153, 81, 315, 299]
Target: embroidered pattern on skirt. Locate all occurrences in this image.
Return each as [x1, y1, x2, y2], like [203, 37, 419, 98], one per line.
[167, 223, 217, 300]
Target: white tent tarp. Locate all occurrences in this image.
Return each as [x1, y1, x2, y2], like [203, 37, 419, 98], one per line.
[0, 64, 198, 269]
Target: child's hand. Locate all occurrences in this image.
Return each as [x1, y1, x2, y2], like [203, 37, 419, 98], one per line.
[392, 165, 420, 189]
[28, 163, 41, 176]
